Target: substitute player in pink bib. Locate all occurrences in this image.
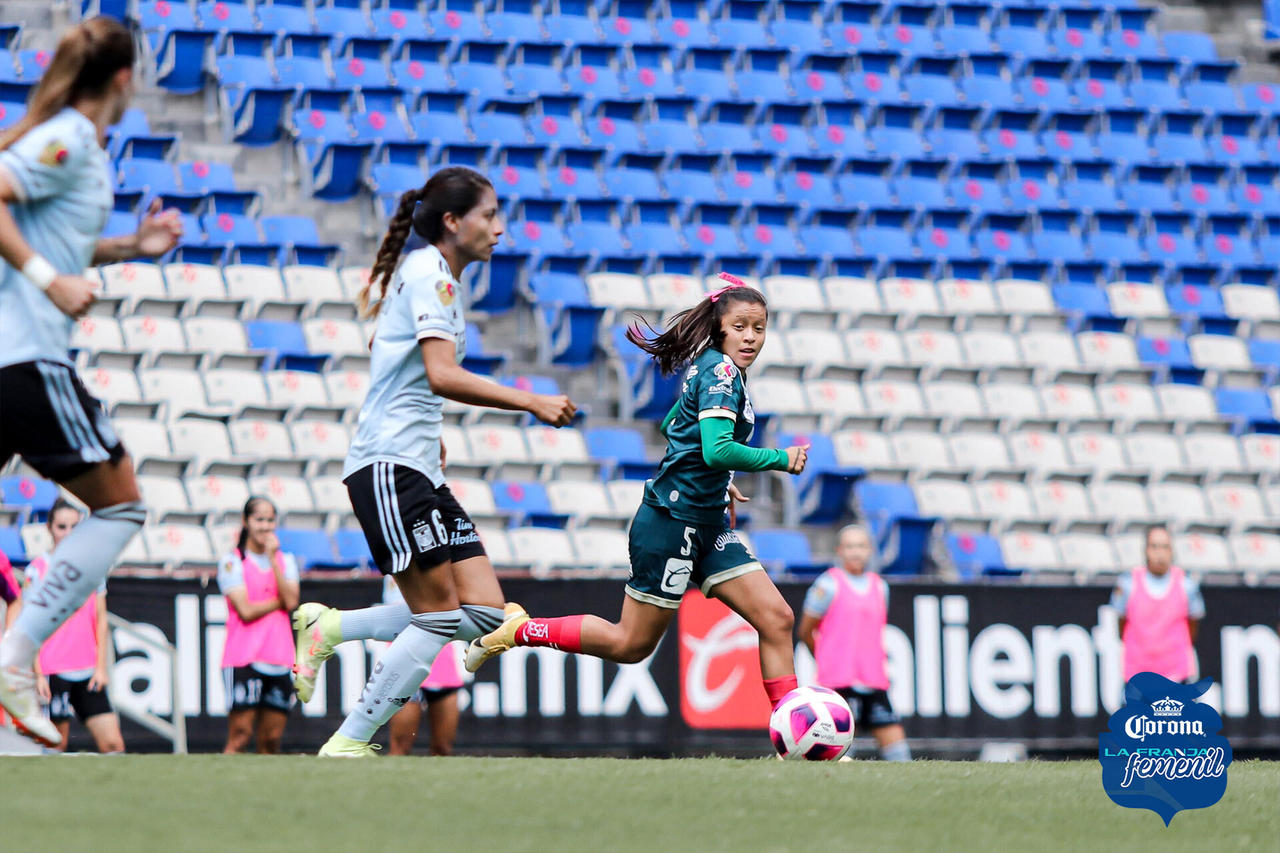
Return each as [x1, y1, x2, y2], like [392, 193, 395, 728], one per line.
[798, 525, 910, 761]
[18, 499, 123, 752]
[1112, 523, 1204, 684]
[382, 576, 465, 756]
[218, 497, 300, 753]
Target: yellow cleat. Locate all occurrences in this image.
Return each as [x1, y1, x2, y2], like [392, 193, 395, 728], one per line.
[463, 602, 529, 672]
[292, 602, 342, 703]
[0, 665, 61, 748]
[318, 732, 381, 758]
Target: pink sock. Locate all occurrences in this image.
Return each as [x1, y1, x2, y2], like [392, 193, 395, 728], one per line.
[764, 675, 798, 710]
[515, 615, 585, 653]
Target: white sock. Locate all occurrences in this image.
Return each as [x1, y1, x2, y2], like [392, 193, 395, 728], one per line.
[339, 603, 411, 642]
[880, 740, 911, 762]
[336, 609, 461, 742]
[0, 501, 144, 668]
[456, 604, 504, 642]
[337, 602, 503, 643]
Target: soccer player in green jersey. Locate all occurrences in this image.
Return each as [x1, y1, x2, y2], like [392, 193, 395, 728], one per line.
[466, 274, 810, 710]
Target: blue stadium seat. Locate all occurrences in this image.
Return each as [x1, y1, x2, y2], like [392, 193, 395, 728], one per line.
[772, 1, 826, 54]
[334, 528, 372, 569]
[1033, 210, 1086, 260]
[723, 153, 780, 205]
[1075, 59, 1129, 110]
[895, 159, 949, 209]
[256, 1, 314, 37]
[215, 55, 292, 146]
[945, 532, 1006, 580]
[1097, 108, 1152, 164]
[1128, 58, 1183, 111]
[507, 42, 564, 99]
[974, 213, 1033, 263]
[855, 481, 937, 576]
[799, 211, 859, 259]
[735, 49, 793, 104]
[493, 481, 569, 528]
[0, 476, 59, 522]
[1011, 158, 1061, 208]
[427, 8, 485, 41]
[781, 158, 838, 209]
[950, 161, 1004, 213]
[1166, 285, 1228, 323]
[655, 4, 715, 50]
[811, 101, 868, 158]
[1107, 9, 1162, 59]
[663, 155, 719, 205]
[960, 53, 1016, 108]
[1137, 335, 1200, 382]
[1151, 111, 1208, 164]
[261, 215, 339, 266]
[992, 6, 1051, 59]
[1063, 161, 1118, 210]
[1235, 166, 1280, 214]
[938, 3, 992, 56]
[751, 529, 827, 577]
[179, 159, 237, 193]
[1051, 7, 1107, 59]
[564, 45, 624, 99]
[276, 528, 340, 570]
[1018, 58, 1073, 111]
[529, 273, 605, 367]
[1203, 214, 1256, 267]
[461, 322, 507, 375]
[1144, 212, 1200, 267]
[1120, 164, 1177, 213]
[869, 104, 927, 160]
[1207, 112, 1265, 164]
[684, 204, 742, 257]
[1177, 164, 1233, 214]
[711, 0, 773, 50]
[583, 106, 645, 150]
[244, 320, 327, 371]
[0, 527, 24, 564]
[823, 2, 882, 53]
[1053, 283, 1113, 326]
[836, 157, 894, 210]
[451, 41, 510, 97]
[530, 97, 586, 149]
[611, 325, 682, 420]
[1214, 388, 1278, 433]
[848, 52, 902, 101]
[984, 109, 1041, 159]
[777, 431, 861, 525]
[916, 209, 971, 262]
[1162, 31, 1218, 62]
[371, 7, 430, 47]
[626, 201, 684, 254]
[584, 427, 655, 480]
[622, 46, 681, 98]
[1242, 82, 1280, 114]
[929, 106, 984, 160]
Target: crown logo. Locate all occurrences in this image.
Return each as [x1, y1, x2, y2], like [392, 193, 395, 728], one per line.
[1151, 697, 1183, 717]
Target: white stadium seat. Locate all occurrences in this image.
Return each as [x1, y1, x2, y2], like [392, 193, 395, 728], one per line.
[1181, 434, 1245, 476]
[1106, 283, 1170, 319]
[475, 525, 515, 567]
[136, 474, 191, 518]
[1229, 533, 1280, 572]
[222, 264, 293, 315]
[302, 318, 368, 358]
[1088, 481, 1154, 526]
[1008, 430, 1072, 474]
[186, 473, 251, 516]
[71, 316, 124, 353]
[785, 329, 850, 377]
[922, 381, 986, 420]
[806, 379, 869, 423]
[889, 432, 954, 474]
[831, 429, 896, 470]
[467, 425, 532, 466]
[249, 474, 315, 514]
[1066, 431, 1127, 475]
[547, 481, 618, 522]
[507, 527, 581, 572]
[283, 264, 347, 307]
[606, 480, 645, 517]
[120, 315, 187, 357]
[1204, 484, 1269, 525]
[1000, 531, 1061, 570]
[183, 317, 251, 361]
[324, 369, 370, 409]
[288, 420, 350, 465]
[1188, 334, 1251, 370]
[1058, 533, 1120, 573]
[526, 426, 595, 477]
[760, 275, 830, 320]
[100, 262, 166, 305]
[902, 330, 966, 370]
[446, 477, 497, 515]
[879, 277, 940, 317]
[170, 419, 235, 473]
[1240, 434, 1280, 472]
[938, 278, 999, 317]
[862, 380, 927, 418]
[1221, 284, 1280, 323]
[1122, 434, 1186, 477]
[205, 368, 270, 410]
[821, 277, 886, 318]
[139, 367, 210, 418]
[571, 528, 631, 570]
[113, 417, 173, 461]
[81, 365, 144, 409]
[1148, 482, 1210, 522]
[586, 273, 651, 313]
[948, 433, 1016, 475]
[163, 262, 228, 307]
[310, 476, 351, 514]
[645, 273, 704, 311]
[1113, 532, 1145, 569]
[338, 266, 371, 301]
[749, 377, 812, 416]
[1020, 332, 1082, 374]
[974, 479, 1035, 522]
[1039, 384, 1100, 421]
[1173, 532, 1232, 573]
[143, 523, 215, 566]
[961, 332, 1022, 370]
[996, 279, 1056, 316]
[1031, 480, 1092, 525]
[228, 419, 294, 460]
[1155, 383, 1217, 422]
[745, 329, 794, 375]
[1077, 332, 1140, 371]
[1096, 383, 1160, 423]
[266, 370, 331, 409]
[914, 479, 979, 520]
[981, 383, 1044, 423]
[843, 329, 907, 368]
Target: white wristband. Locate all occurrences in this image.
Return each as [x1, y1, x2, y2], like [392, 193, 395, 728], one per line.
[21, 255, 57, 292]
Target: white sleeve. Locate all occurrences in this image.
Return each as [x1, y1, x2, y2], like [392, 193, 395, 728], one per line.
[217, 553, 245, 593]
[0, 113, 95, 203]
[280, 553, 301, 583]
[403, 253, 457, 343]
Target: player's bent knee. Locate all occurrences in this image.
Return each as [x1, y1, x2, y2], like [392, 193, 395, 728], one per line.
[756, 599, 794, 640]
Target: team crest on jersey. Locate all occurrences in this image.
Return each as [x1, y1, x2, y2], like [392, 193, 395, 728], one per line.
[437, 279, 456, 307]
[708, 358, 738, 395]
[38, 139, 69, 167]
[412, 519, 439, 552]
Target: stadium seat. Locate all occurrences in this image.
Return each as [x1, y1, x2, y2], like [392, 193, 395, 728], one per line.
[751, 529, 826, 577]
[570, 528, 630, 571]
[999, 531, 1060, 572]
[855, 480, 937, 575]
[507, 526, 581, 573]
[1058, 533, 1121, 574]
[186, 473, 251, 520]
[945, 532, 1006, 580]
[275, 528, 339, 570]
[143, 522, 216, 568]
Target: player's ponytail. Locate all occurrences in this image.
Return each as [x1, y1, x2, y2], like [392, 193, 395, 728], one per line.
[0, 16, 134, 151]
[626, 278, 769, 376]
[234, 496, 275, 561]
[360, 166, 494, 320]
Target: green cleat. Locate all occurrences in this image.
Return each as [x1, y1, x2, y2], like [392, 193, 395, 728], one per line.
[318, 733, 381, 758]
[292, 602, 342, 703]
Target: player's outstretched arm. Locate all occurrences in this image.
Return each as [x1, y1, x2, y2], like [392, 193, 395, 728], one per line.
[91, 197, 182, 265]
[0, 170, 96, 317]
[421, 337, 577, 426]
[698, 417, 808, 474]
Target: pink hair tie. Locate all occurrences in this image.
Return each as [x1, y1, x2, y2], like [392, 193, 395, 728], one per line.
[708, 271, 746, 302]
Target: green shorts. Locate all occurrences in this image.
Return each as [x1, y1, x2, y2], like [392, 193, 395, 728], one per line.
[625, 502, 763, 609]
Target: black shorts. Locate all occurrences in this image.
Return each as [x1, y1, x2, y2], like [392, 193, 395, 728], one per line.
[224, 666, 295, 713]
[47, 674, 113, 723]
[0, 360, 126, 482]
[836, 687, 900, 731]
[345, 462, 486, 576]
[412, 686, 459, 706]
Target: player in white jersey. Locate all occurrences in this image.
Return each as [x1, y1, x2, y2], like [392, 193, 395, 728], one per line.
[0, 18, 182, 746]
[290, 167, 577, 757]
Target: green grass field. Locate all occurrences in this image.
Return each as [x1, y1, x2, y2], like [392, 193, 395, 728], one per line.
[3, 756, 1276, 853]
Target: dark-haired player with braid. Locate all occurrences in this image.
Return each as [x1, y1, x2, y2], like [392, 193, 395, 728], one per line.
[293, 167, 577, 756]
[466, 277, 811, 713]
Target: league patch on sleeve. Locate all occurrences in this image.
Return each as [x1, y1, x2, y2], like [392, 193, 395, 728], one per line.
[436, 279, 456, 307]
[707, 358, 739, 395]
[38, 139, 69, 167]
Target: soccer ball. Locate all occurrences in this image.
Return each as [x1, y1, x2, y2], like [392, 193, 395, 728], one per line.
[768, 686, 854, 761]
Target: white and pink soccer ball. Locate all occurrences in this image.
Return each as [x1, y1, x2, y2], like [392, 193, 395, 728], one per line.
[768, 686, 855, 761]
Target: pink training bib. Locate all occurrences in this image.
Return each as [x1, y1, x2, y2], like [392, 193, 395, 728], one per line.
[1122, 566, 1194, 682]
[221, 552, 295, 668]
[813, 568, 890, 691]
[29, 555, 99, 675]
